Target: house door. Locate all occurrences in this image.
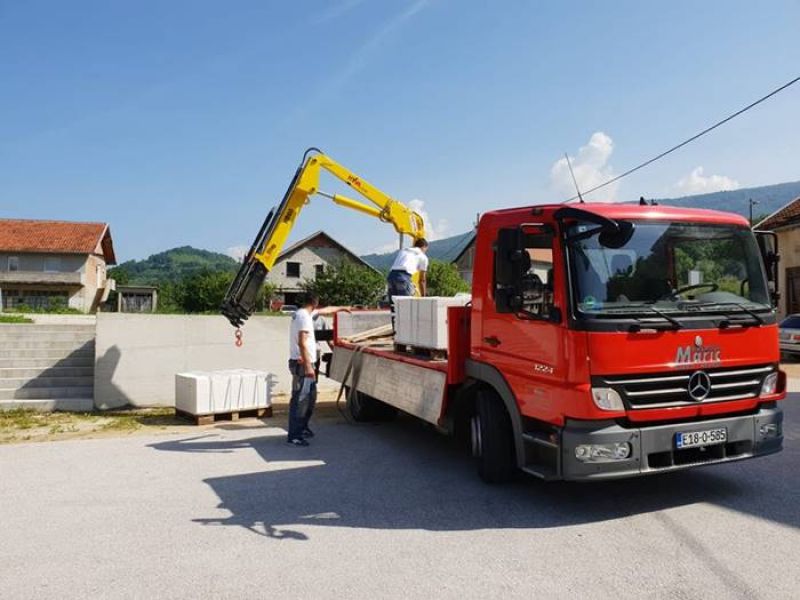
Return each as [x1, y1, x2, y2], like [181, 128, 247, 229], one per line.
[786, 267, 800, 315]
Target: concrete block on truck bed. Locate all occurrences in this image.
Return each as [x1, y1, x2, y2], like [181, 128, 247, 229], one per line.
[393, 296, 471, 350]
[175, 369, 271, 416]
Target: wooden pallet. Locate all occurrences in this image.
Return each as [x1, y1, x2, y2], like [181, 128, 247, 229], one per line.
[175, 407, 273, 426]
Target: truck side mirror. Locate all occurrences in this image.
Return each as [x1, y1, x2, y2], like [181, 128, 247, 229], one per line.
[494, 228, 525, 313]
[754, 230, 780, 306]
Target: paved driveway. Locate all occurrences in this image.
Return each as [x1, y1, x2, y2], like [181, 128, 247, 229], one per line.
[2, 397, 799, 599]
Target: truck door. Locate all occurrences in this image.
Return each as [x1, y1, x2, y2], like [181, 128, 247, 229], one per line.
[483, 226, 565, 421]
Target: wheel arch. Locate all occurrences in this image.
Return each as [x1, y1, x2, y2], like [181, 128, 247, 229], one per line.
[464, 359, 525, 467]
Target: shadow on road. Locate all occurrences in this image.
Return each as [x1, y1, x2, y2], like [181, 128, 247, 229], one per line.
[148, 402, 799, 540]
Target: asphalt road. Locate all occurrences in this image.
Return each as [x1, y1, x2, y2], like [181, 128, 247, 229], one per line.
[1, 397, 799, 600]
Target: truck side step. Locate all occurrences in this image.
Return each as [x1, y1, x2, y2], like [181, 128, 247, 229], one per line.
[522, 431, 559, 449]
[521, 430, 562, 480]
[521, 465, 559, 481]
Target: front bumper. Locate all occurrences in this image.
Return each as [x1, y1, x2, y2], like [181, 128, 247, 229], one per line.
[560, 405, 783, 481]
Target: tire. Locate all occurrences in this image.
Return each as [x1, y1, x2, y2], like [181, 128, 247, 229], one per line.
[347, 388, 398, 422]
[472, 388, 517, 483]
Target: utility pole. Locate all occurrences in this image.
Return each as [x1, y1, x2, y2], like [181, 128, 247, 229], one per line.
[749, 198, 759, 227]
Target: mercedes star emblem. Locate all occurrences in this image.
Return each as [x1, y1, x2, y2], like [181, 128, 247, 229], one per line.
[694, 335, 703, 348]
[688, 371, 712, 401]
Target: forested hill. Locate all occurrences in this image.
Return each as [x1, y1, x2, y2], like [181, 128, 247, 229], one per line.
[652, 180, 800, 220]
[111, 246, 238, 285]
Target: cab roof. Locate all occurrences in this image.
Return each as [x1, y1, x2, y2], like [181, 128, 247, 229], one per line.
[486, 202, 750, 227]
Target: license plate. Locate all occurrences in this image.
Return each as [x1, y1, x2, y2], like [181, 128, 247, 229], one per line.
[675, 428, 727, 449]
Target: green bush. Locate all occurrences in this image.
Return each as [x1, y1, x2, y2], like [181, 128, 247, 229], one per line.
[301, 260, 386, 306]
[426, 260, 471, 296]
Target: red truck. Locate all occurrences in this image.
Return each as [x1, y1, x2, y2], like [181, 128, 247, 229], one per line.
[328, 202, 785, 482]
[222, 150, 784, 483]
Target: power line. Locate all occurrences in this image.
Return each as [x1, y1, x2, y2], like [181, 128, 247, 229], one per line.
[562, 75, 800, 203]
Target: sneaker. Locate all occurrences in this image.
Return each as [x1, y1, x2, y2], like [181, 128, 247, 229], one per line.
[287, 438, 310, 447]
[302, 427, 315, 438]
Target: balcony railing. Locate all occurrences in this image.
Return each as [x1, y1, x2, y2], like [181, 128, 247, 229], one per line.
[0, 271, 83, 286]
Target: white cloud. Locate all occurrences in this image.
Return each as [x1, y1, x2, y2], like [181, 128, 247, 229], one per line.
[225, 245, 248, 262]
[674, 167, 740, 195]
[550, 132, 619, 202]
[409, 198, 449, 241]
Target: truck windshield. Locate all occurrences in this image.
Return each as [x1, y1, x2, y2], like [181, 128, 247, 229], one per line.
[568, 221, 771, 318]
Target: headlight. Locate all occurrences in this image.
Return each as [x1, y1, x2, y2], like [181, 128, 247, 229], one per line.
[575, 442, 632, 462]
[591, 387, 624, 411]
[760, 372, 778, 396]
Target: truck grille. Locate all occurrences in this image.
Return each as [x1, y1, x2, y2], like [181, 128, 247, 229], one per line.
[598, 365, 773, 409]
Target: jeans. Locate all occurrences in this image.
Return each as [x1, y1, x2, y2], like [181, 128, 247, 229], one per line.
[287, 359, 317, 441]
[387, 270, 415, 297]
[387, 270, 415, 330]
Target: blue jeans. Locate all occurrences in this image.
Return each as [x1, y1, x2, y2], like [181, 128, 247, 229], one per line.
[387, 270, 415, 297]
[287, 360, 317, 441]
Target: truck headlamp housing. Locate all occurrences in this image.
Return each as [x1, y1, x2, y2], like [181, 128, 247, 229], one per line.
[575, 442, 632, 462]
[760, 372, 778, 396]
[591, 387, 624, 411]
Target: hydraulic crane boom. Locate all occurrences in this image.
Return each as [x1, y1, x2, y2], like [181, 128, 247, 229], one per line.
[221, 148, 426, 328]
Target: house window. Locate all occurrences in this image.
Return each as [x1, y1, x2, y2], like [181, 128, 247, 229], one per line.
[44, 257, 61, 272]
[8, 256, 19, 272]
[286, 262, 301, 278]
[315, 264, 325, 278]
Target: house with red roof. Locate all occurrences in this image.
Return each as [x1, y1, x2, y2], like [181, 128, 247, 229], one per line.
[755, 196, 800, 318]
[0, 218, 116, 313]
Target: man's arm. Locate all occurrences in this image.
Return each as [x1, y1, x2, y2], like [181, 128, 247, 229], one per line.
[298, 331, 315, 377]
[418, 271, 427, 297]
[315, 306, 351, 316]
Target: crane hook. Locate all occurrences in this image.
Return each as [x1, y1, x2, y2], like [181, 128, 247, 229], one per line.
[234, 328, 243, 347]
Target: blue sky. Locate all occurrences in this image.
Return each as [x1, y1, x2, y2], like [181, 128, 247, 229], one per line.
[2, 1, 799, 261]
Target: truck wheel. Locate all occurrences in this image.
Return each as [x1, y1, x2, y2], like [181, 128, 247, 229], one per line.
[346, 388, 397, 422]
[472, 389, 517, 483]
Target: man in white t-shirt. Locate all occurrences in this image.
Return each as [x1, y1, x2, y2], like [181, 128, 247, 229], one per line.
[287, 293, 348, 446]
[387, 238, 429, 331]
[387, 238, 429, 298]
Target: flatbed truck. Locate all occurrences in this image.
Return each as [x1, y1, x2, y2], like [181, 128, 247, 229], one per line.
[223, 150, 785, 482]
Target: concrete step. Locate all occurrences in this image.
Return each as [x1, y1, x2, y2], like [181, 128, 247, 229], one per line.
[0, 386, 93, 400]
[0, 348, 94, 359]
[0, 366, 94, 378]
[0, 356, 94, 369]
[0, 340, 94, 351]
[0, 375, 94, 389]
[0, 398, 94, 412]
[0, 333, 96, 344]
[0, 324, 96, 333]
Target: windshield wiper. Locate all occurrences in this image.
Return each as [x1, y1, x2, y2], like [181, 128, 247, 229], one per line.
[643, 304, 682, 329]
[693, 301, 765, 326]
[585, 304, 683, 330]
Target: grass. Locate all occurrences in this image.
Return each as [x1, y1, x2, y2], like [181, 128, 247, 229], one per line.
[0, 407, 181, 443]
[0, 314, 33, 324]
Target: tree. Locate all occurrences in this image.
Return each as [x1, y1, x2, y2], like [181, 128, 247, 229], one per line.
[426, 259, 470, 296]
[301, 260, 385, 306]
[175, 269, 235, 313]
[108, 266, 131, 286]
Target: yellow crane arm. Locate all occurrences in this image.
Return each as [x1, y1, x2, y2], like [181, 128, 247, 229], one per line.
[221, 148, 426, 328]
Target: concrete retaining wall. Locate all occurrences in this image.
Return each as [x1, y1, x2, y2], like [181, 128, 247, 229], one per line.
[94, 313, 340, 409]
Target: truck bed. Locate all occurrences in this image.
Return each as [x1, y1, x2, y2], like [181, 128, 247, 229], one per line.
[330, 340, 450, 426]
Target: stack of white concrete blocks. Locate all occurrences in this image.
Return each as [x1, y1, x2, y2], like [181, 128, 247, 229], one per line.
[175, 369, 270, 416]
[393, 296, 470, 350]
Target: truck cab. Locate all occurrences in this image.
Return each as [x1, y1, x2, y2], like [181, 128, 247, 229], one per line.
[468, 203, 784, 480]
